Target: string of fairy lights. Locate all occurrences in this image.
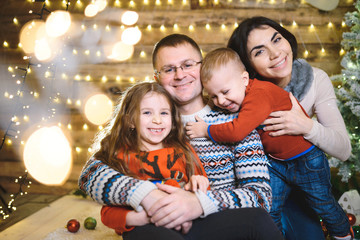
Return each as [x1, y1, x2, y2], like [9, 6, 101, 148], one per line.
[0, 0, 355, 220]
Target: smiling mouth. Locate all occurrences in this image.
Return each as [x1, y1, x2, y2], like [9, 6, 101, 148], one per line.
[173, 81, 192, 88]
[272, 57, 286, 68]
[149, 128, 164, 133]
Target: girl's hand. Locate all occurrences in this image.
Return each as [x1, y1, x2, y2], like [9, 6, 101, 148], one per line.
[184, 175, 209, 193]
[262, 92, 313, 136]
[185, 116, 209, 139]
[126, 210, 150, 227]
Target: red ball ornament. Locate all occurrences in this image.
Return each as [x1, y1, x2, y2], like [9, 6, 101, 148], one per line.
[347, 213, 356, 226]
[67, 219, 80, 233]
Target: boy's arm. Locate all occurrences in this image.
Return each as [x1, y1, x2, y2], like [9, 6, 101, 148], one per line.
[208, 90, 273, 142]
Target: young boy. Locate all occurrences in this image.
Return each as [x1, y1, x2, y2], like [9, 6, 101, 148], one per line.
[186, 48, 352, 240]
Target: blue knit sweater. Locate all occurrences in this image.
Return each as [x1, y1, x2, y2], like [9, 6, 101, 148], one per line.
[78, 105, 272, 216]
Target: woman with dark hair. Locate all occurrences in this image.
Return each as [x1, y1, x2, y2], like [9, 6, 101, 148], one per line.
[228, 16, 352, 240]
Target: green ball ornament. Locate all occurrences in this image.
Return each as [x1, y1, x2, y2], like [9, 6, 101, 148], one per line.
[353, 225, 360, 239]
[84, 217, 97, 230]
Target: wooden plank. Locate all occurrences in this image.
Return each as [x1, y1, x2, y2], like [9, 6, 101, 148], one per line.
[0, 195, 120, 240]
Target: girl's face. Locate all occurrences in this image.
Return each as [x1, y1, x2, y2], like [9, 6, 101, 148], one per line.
[247, 25, 293, 87]
[138, 92, 172, 151]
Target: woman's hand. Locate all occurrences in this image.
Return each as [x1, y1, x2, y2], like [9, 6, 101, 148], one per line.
[262, 92, 313, 136]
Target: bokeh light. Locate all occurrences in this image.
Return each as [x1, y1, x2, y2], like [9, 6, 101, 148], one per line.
[84, 94, 113, 125]
[23, 126, 72, 185]
[45, 10, 71, 37]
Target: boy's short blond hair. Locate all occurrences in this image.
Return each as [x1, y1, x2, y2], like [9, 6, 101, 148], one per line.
[201, 48, 246, 83]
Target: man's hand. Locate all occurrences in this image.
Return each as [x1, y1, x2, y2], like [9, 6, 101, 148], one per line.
[184, 175, 209, 193]
[185, 116, 209, 139]
[262, 92, 313, 136]
[147, 184, 203, 229]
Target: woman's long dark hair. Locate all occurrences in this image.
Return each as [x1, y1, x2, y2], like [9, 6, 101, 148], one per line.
[227, 16, 298, 79]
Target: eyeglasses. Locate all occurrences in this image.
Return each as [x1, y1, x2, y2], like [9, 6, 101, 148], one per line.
[155, 60, 202, 79]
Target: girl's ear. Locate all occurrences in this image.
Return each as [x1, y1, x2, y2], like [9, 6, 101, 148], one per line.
[153, 73, 158, 82]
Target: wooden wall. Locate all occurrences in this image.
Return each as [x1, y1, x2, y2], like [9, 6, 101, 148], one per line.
[0, 0, 356, 196]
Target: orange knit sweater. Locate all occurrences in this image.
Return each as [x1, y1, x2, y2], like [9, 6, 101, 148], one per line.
[101, 147, 206, 235]
[209, 78, 313, 160]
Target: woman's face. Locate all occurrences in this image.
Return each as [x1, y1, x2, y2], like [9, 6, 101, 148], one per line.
[247, 25, 293, 87]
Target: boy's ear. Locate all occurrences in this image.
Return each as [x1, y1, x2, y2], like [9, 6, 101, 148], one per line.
[243, 71, 250, 86]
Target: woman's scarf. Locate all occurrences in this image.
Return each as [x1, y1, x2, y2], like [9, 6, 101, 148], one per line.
[284, 59, 314, 101]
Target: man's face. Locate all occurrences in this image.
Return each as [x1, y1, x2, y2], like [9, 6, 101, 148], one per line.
[154, 43, 203, 106]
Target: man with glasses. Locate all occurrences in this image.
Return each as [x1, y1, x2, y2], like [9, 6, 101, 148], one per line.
[79, 34, 282, 239]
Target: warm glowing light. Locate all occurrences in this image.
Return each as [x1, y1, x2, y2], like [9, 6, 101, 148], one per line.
[101, 75, 108, 82]
[339, 48, 345, 55]
[309, 24, 315, 31]
[147, 25, 152, 31]
[121, 27, 142, 45]
[206, 23, 211, 30]
[67, 124, 72, 129]
[116, 76, 121, 82]
[129, 0, 135, 7]
[173, 23, 179, 31]
[321, 48, 325, 54]
[85, 75, 91, 81]
[189, 25, 194, 31]
[83, 124, 88, 130]
[182, 0, 187, 4]
[19, 20, 45, 54]
[95, 0, 107, 12]
[45, 10, 71, 37]
[155, 0, 161, 5]
[328, 22, 333, 28]
[121, 11, 139, 25]
[108, 41, 134, 61]
[221, 24, 226, 30]
[342, 21, 346, 27]
[34, 38, 52, 61]
[160, 25, 165, 31]
[234, 22, 238, 28]
[304, 50, 309, 57]
[130, 77, 135, 83]
[74, 74, 81, 80]
[115, 0, 121, 6]
[84, 94, 113, 125]
[13, 17, 19, 25]
[292, 21, 297, 27]
[144, 0, 149, 4]
[140, 51, 146, 57]
[23, 126, 72, 185]
[84, 3, 98, 17]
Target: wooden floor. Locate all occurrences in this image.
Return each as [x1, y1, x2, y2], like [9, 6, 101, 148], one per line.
[0, 194, 120, 239]
[0, 193, 61, 232]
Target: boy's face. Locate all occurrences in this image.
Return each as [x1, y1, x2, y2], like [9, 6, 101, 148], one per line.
[203, 61, 249, 113]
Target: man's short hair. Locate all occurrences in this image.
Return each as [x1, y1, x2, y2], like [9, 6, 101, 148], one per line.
[152, 34, 202, 69]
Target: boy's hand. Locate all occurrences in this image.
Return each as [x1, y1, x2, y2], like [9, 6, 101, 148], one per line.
[185, 116, 209, 139]
[184, 175, 209, 193]
[174, 221, 193, 234]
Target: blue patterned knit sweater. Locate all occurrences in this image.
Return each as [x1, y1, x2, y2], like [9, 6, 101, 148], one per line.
[78, 105, 272, 217]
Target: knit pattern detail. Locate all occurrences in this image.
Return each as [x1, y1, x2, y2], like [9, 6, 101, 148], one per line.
[182, 106, 271, 214]
[78, 105, 271, 213]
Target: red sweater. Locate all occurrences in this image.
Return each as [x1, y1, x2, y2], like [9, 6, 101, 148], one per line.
[101, 147, 206, 235]
[209, 78, 313, 160]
